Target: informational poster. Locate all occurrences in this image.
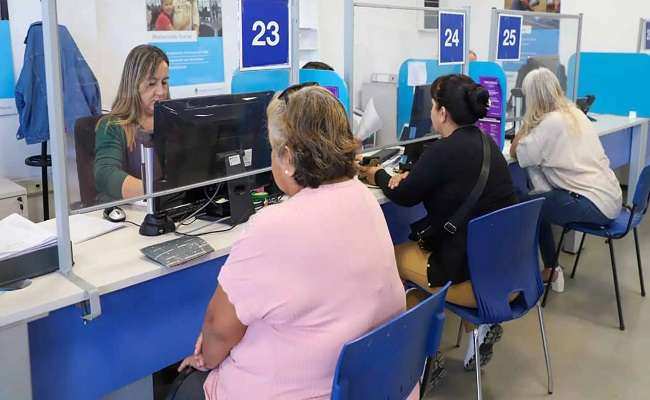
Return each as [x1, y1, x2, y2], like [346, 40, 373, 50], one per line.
[146, 0, 225, 97]
[476, 76, 504, 148]
[504, 0, 561, 13]
[0, 0, 16, 116]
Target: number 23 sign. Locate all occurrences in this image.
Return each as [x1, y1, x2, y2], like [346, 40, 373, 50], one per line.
[240, 0, 291, 70]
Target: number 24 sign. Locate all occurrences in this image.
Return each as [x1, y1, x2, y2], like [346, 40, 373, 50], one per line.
[240, 0, 291, 70]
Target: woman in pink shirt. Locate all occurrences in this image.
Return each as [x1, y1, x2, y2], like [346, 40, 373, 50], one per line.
[178, 84, 409, 399]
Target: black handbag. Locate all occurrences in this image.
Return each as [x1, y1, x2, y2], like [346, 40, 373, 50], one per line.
[409, 132, 492, 248]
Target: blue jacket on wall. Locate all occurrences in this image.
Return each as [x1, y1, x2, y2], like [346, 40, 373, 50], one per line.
[15, 22, 101, 145]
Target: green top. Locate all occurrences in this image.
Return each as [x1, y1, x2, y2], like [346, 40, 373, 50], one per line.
[94, 119, 129, 203]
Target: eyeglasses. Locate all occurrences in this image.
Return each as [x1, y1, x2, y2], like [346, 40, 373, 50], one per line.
[277, 81, 319, 104]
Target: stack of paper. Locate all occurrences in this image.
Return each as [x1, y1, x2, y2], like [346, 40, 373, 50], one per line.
[0, 214, 57, 262]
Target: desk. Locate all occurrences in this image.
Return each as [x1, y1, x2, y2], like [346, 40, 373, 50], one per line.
[0, 189, 423, 400]
[2, 114, 645, 399]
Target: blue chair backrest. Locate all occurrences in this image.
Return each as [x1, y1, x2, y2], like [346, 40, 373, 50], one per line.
[330, 283, 450, 400]
[633, 165, 650, 215]
[466, 199, 545, 324]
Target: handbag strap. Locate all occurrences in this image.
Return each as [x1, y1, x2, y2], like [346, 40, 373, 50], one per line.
[443, 132, 492, 235]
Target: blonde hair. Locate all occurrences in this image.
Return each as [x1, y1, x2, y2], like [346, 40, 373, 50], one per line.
[162, 0, 173, 6]
[520, 67, 583, 137]
[267, 86, 357, 188]
[98, 45, 169, 150]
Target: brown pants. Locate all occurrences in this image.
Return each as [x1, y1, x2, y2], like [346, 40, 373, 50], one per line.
[396, 241, 477, 308]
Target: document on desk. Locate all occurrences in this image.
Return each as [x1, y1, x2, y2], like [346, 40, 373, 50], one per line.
[38, 214, 126, 244]
[0, 213, 57, 262]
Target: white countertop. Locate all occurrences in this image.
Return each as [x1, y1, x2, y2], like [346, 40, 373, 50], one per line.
[0, 186, 389, 328]
[0, 177, 26, 200]
[0, 114, 645, 329]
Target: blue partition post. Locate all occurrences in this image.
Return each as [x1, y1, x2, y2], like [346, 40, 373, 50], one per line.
[231, 68, 350, 113]
[469, 61, 508, 150]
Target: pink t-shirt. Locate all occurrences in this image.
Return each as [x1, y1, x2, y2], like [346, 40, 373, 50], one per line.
[204, 179, 408, 399]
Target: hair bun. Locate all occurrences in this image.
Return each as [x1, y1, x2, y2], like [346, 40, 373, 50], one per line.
[467, 85, 490, 120]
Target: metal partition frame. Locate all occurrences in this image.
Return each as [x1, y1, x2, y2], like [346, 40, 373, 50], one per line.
[41, 0, 303, 320]
[638, 18, 650, 53]
[343, 0, 471, 120]
[488, 8, 583, 102]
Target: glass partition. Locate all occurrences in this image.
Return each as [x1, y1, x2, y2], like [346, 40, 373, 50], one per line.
[350, 3, 467, 150]
[58, 0, 278, 220]
[489, 9, 582, 134]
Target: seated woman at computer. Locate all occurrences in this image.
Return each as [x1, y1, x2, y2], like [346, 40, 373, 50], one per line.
[509, 67, 621, 292]
[94, 45, 169, 203]
[177, 85, 411, 399]
[359, 74, 517, 370]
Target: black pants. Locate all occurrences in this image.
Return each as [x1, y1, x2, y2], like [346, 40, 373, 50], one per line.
[166, 369, 209, 400]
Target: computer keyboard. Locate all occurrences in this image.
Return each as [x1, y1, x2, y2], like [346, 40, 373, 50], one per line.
[140, 236, 215, 268]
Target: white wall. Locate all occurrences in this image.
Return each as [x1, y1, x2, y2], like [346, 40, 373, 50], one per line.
[0, 0, 91, 181]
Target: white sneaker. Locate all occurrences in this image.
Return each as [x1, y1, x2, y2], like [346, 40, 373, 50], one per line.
[551, 266, 564, 293]
[463, 324, 503, 371]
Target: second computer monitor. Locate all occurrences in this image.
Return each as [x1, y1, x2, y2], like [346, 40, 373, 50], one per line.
[401, 84, 434, 141]
[152, 91, 274, 192]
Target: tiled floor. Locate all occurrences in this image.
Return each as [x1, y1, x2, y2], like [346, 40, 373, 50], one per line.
[426, 221, 650, 399]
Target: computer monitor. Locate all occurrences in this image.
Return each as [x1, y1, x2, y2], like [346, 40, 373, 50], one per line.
[400, 84, 434, 141]
[150, 91, 274, 224]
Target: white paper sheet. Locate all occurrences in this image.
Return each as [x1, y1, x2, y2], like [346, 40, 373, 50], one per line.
[39, 214, 126, 245]
[407, 61, 428, 86]
[355, 98, 384, 141]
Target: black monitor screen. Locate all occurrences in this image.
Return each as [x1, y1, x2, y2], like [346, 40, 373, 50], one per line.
[153, 91, 274, 191]
[401, 84, 433, 141]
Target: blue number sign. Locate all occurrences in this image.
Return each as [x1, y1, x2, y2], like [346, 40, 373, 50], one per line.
[240, 0, 290, 70]
[438, 11, 465, 65]
[497, 14, 523, 62]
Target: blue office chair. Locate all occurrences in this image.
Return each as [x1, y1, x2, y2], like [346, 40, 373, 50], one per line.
[445, 198, 552, 400]
[330, 282, 450, 400]
[545, 166, 650, 331]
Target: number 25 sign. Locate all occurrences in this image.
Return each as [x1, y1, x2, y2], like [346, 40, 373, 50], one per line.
[240, 0, 290, 70]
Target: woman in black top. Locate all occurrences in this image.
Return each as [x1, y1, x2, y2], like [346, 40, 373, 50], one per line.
[359, 74, 517, 370]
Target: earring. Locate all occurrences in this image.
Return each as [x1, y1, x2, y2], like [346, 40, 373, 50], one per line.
[284, 170, 289, 175]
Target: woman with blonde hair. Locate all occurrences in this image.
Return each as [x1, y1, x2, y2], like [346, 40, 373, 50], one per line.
[510, 67, 622, 291]
[94, 45, 169, 203]
[177, 84, 410, 399]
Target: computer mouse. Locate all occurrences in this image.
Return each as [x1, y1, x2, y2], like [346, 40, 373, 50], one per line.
[103, 206, 126, 223]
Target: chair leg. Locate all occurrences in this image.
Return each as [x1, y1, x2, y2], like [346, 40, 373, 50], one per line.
[542, 228, 568, 307]
[570, 233, 587, 279]
[633, 228, 646, 297]
[456, 319, 463, 348]
[420, 357, 432, 398]
[537, 304, 554, 395]
[607, 239, 625, 331]
[473, 329, 483, 400]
